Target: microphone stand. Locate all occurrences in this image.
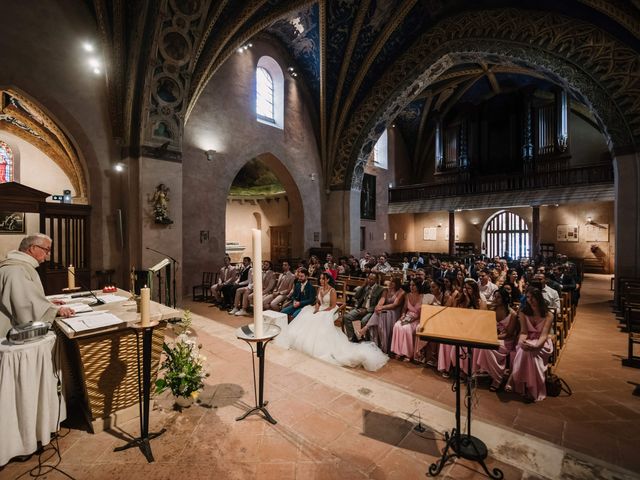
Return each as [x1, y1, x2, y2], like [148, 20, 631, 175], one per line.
[67, 268, 105, 306]
[146, 247, 178, 308]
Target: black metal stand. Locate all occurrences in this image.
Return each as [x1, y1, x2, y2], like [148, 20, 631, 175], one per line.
[114, 322, 166, 462]
[428, 346, 504, 479]
[235, 324, 280, 424]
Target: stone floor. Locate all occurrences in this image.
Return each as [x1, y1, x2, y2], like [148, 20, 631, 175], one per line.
[1, 274, 639, 479]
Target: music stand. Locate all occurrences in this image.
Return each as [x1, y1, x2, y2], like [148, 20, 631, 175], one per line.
[417, 305, 504, 480]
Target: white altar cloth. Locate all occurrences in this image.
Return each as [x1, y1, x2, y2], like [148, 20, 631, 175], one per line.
[0, 332, 66, 466]
[263, 310, 288, 347]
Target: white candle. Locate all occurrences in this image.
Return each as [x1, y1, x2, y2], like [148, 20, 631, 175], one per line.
[252, 229, 263, 338]
[68, 265, 75, 290]
[140, 286, 150, 327]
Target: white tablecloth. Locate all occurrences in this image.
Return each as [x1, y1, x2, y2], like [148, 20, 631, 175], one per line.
[263, 310, 288, 347]
[0, 332, 66, 466]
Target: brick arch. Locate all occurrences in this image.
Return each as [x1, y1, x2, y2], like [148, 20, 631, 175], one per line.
[332, 8, 640, 191]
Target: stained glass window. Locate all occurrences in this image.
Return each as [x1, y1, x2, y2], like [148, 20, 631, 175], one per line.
[256, 66, 275, 122]
[0, 140, 13, 183]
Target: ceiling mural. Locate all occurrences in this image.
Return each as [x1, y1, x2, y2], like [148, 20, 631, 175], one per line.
[92, 0, 640, 189]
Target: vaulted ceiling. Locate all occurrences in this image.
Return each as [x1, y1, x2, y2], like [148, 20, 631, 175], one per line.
[91, 0, 640, 189]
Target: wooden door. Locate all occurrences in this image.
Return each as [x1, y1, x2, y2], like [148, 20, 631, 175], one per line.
[270, 226, 292, 262]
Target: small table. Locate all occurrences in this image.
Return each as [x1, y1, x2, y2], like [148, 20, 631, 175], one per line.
[0, 332, 66, 466]
[235, 323, 280, 424]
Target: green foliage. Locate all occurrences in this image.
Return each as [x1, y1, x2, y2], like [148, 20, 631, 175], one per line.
[155, 310, 207, 399]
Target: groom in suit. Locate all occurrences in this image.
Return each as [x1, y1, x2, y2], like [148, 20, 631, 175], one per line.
[343, 273, 384, 342]
[281, 268, 316, 321]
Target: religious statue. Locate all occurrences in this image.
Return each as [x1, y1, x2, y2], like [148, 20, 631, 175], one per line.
[151, 183, 173, 225]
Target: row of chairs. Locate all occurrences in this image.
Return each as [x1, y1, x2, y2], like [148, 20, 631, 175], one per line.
[616, 278, 640, 368]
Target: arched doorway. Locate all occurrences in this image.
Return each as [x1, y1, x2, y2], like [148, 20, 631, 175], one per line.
[482, 210, 530, 259]
[225, 154, 303, 264]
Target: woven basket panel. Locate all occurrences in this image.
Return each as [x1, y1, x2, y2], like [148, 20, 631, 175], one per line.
[76, 325, 166, 419]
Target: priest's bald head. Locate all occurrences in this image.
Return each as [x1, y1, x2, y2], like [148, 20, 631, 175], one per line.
[19, 234, 52, 264]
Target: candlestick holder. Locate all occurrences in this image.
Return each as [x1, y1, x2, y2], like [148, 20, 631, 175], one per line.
[235, 323, 280, 424]
[114, 320, 165, 462]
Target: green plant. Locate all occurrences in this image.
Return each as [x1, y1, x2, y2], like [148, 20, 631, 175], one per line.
[155, 310, 207, 400]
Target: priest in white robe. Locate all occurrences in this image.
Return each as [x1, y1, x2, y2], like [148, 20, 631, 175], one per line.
[0, 234, 74, 337]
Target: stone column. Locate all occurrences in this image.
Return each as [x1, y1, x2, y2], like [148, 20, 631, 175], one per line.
[449, 210, 455, 256]
[614, 151, 640, 305]
[325, 189, 361, 257]
[531, 205, 540, 259]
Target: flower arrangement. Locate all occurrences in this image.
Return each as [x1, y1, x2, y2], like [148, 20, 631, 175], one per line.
[155, 310, 208, 401]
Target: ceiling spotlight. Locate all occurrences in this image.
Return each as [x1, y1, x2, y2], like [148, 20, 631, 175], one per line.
[82, 42, 94, 52]
[237, 48, 243, 53]
[114, 162, 124, 172]
[248, 43, 253, 47]
[205, 149, 216, 161]
[288, 67, 294, 72]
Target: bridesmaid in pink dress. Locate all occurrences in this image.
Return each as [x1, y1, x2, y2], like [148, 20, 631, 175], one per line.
[360, 278, 405, 353]
[390, 280, 423, 361]
[414, 278, 445, 363]
[506, 287, 554, 402]
[438, 279, 487, 377]
[475, 287, 519, 390]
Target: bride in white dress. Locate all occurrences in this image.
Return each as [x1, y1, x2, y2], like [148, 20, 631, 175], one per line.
[283, 272, 389, 371]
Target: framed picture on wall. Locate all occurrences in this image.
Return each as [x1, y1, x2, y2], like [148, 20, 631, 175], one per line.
[557, 224, 578, 242]
[360, 174, 376, 220]
[0, 212, 25, 234]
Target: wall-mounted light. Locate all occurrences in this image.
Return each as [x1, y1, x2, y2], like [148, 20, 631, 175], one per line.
[82, 42, 94, 52]
[205, 149, 216, 161]
[586, 216, 594, 225]
[437, 223, 442, 228]
[113, 162, 125, 172]
[237, 43, 253, 53]
[287, 66, 298, 78]
[309, 173, 316, 181]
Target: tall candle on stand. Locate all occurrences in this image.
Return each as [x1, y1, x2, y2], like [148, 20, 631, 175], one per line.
[140, 286, 150, 327]
[252, 229, 264, 338]
[67, 265, 75, 290]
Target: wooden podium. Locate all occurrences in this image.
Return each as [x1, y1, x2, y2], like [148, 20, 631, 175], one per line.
[417, 306, 503, 479]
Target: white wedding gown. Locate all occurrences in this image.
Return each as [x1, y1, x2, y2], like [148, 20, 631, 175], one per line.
[282, 290, 389, 371]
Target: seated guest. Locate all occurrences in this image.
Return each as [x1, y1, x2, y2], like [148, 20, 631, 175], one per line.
[414, 268, 429, 294]
[533, 273, 560, 311]
[224, 256, 251, 314]
[439, 279, 487, 377]
[415, 279, 446, 364]
[308, 255, 322, 279]
[347, 256, 362, 277]
[372, 255, 392, 274]
[0, 234, 75, 337]
[505, 287, 554, 402]
[390, 280, 423, 361]
[342, 273, 385, 342]
[503, 269, 523, 304]
[359, 251, 372, 270]
[359, 278, 405, 353]
[337, 257, 351, 276]
[408, 256, 420, 271]
[401, 257, 410, 273]
[211, 256, 237, 308]
[477, 269, 498, 302]
[475, 288, 519, 391]
[264, 261, 296, 311]
[242, 261, 276, 315]
[281, 269, 315, 320]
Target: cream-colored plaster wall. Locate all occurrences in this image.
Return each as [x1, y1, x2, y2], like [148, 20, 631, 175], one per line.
[225, 198, 290, 262]
[0, 131, 75, 257]
[183, 38, 322, 293]
[410, 202, 615, 271]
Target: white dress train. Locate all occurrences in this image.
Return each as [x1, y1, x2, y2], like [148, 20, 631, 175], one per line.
[282, 290, 389, 372]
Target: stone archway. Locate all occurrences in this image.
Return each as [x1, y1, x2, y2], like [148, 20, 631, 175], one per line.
[225, 152, 305, 262]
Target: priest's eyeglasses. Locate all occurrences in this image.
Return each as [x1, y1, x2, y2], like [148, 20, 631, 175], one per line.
[33, 245, 51, 254]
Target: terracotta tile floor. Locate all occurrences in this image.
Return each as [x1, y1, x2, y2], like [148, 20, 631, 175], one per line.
[1, 274, 639, 480]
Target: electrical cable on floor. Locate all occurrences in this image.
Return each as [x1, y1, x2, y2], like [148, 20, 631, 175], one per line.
[15, 338, 76, 480]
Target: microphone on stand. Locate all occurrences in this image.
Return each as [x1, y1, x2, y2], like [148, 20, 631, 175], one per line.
[66, 267, 105, 306]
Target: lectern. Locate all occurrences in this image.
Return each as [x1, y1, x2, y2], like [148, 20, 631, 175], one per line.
[417, 305, 503, 480]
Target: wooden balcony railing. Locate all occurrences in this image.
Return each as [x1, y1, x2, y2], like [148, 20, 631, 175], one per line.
[388, 164, 614, 203]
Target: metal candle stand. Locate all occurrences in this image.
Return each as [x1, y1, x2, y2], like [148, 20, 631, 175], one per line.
[235, 323, 281, 425]
[428, 346, 504, 479]
[114, 321, 166, 462]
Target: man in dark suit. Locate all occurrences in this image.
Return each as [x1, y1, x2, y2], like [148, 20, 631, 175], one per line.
[343, 273, 385, 342]
[281, 268, 316, 320]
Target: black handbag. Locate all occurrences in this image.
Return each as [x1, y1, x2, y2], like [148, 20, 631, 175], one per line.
[545, 373, 572, 397]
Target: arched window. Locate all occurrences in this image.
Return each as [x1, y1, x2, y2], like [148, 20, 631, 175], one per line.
[0, 140, 14, 183]
[256, 56, 284, 129]
[256, 67, 274, 121]
[373, 129, 388, 169]
[483, 211, 529, 259]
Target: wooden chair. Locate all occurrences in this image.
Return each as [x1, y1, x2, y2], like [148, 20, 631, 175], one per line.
[192, 271, 216, 301]
[623, 291, 640, 369]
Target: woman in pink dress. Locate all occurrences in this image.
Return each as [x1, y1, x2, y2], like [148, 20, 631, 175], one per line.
[360, 277, 405, 353]
[414, 278, 445, 363]
[475, 287, 519, 390]
[438, 279, 487, 377]
[505, 287, 554, 402]
[390, 280, 423, 361]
